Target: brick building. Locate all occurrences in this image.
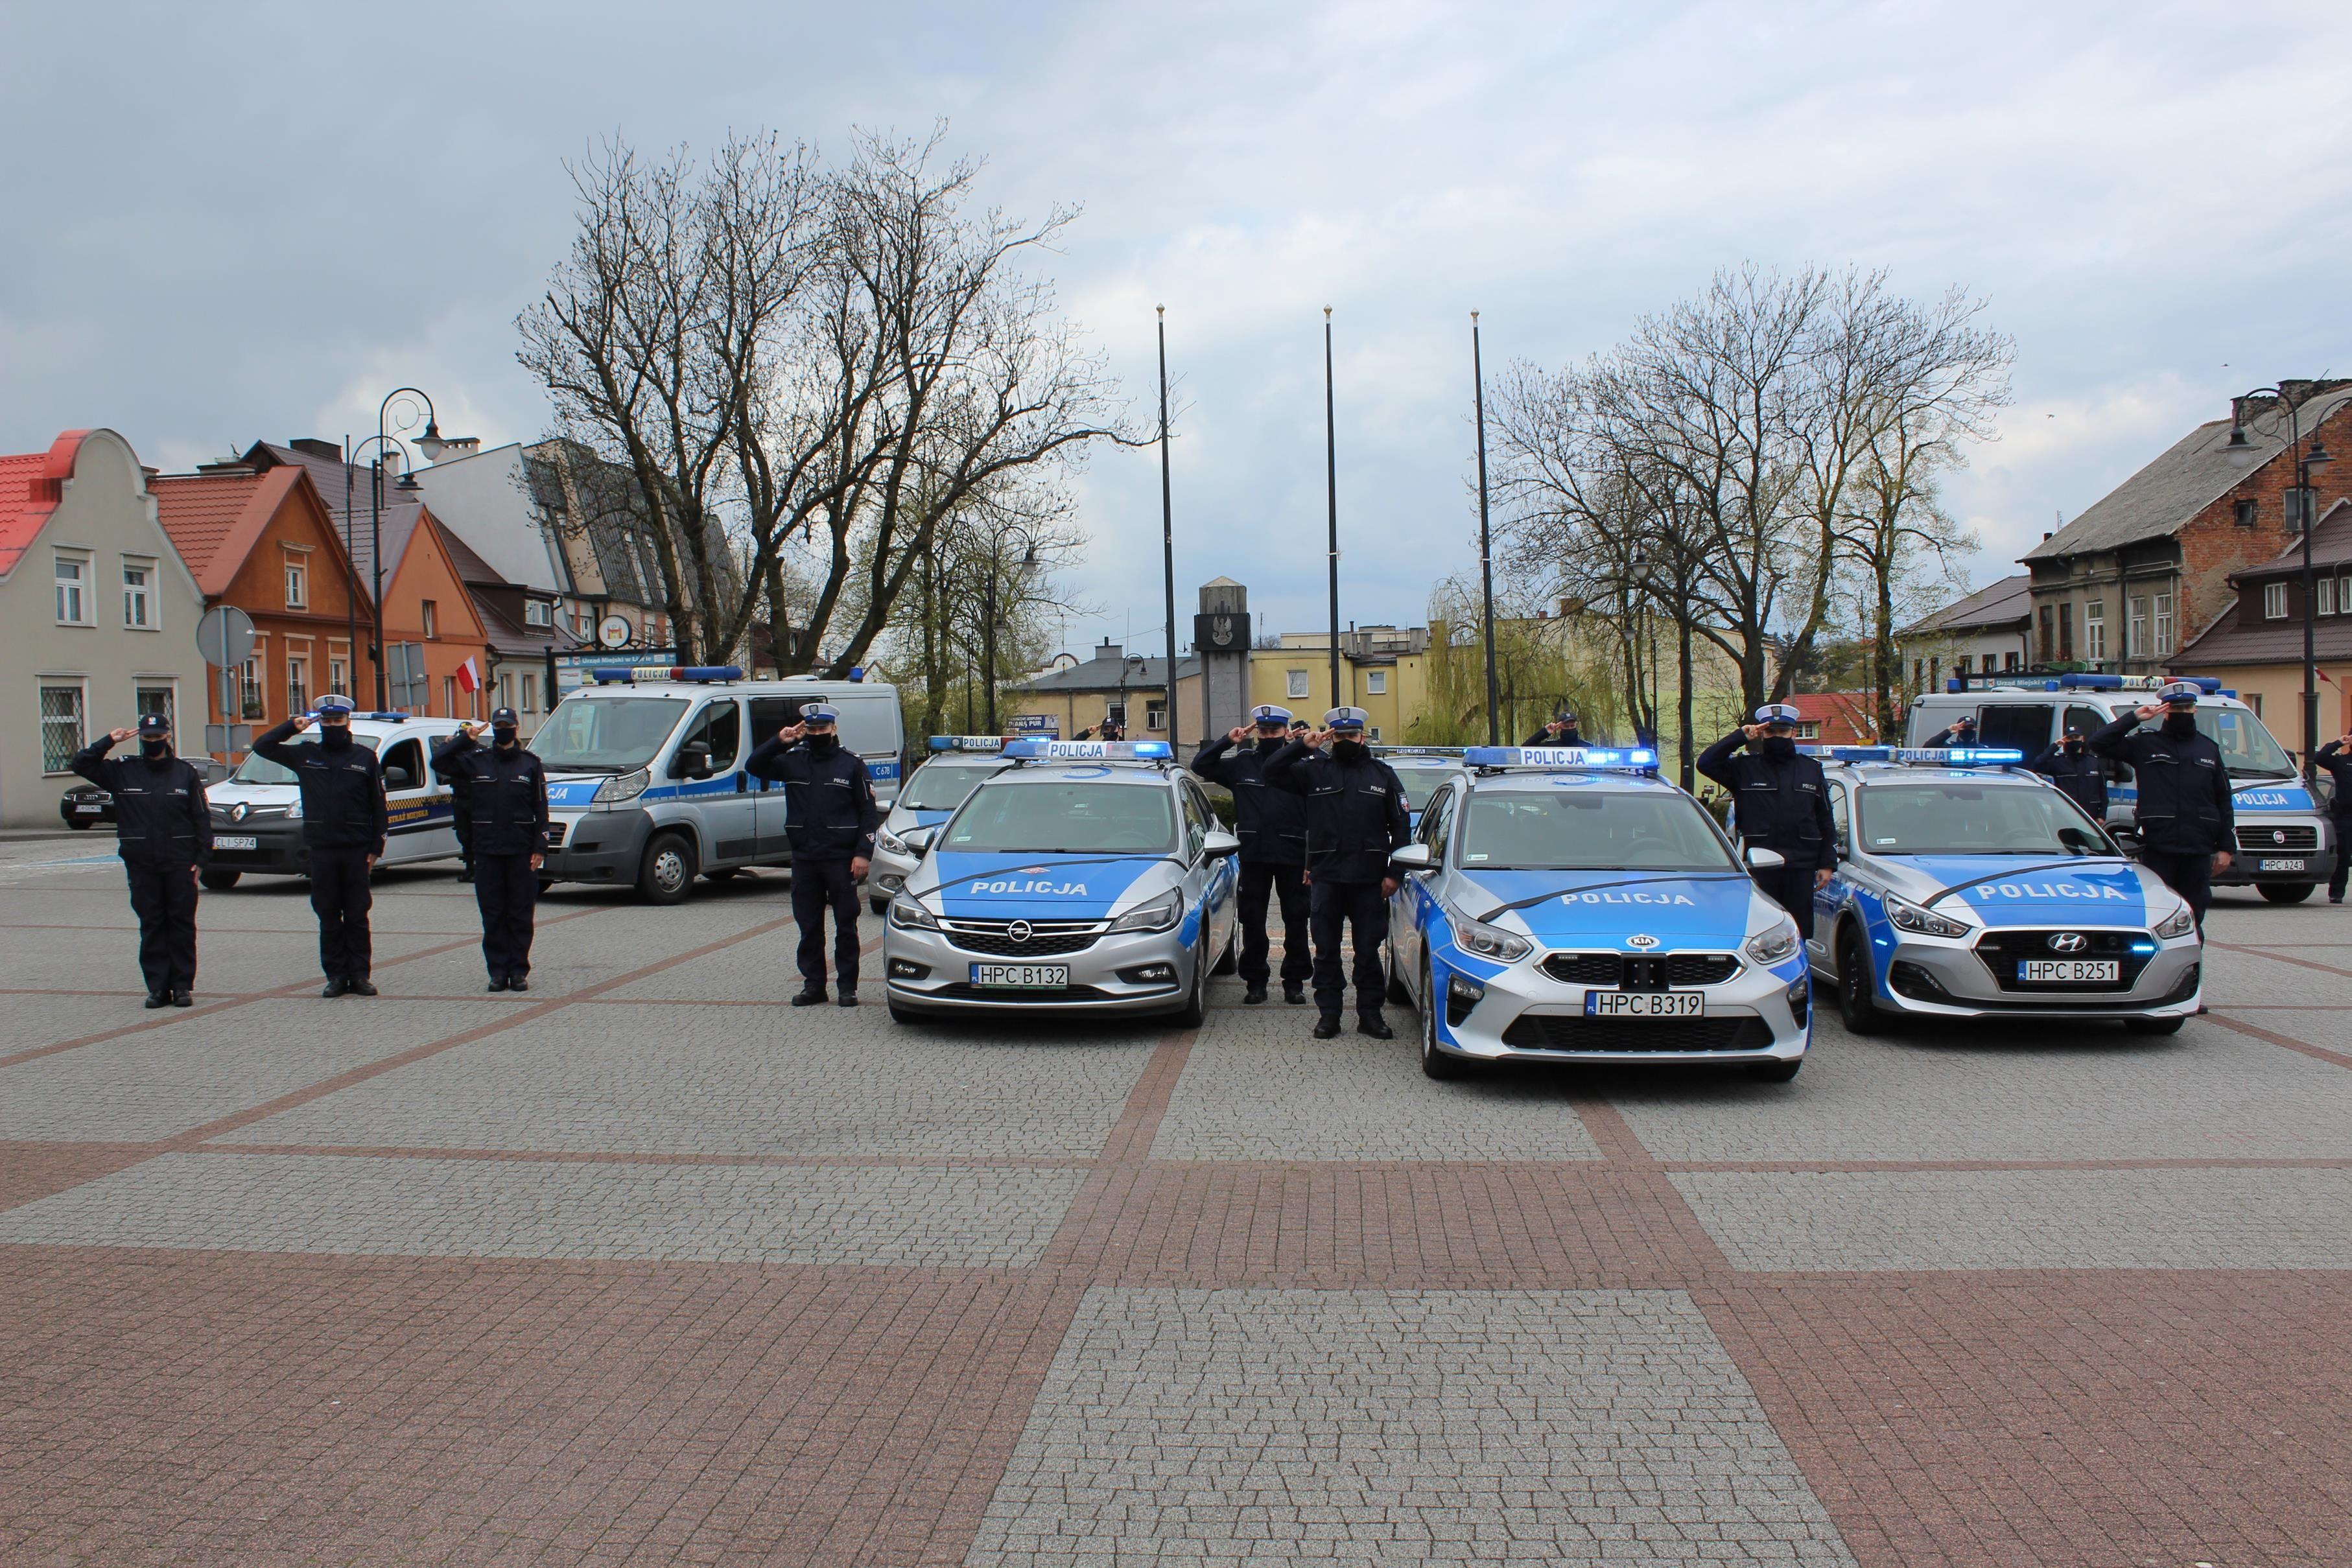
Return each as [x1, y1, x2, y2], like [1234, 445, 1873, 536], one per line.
[2171, 498, 2352, 746]
[2022, 382, 2352, 675]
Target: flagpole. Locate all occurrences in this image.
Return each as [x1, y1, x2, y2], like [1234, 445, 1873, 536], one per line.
[1157, 306, 1179, 746]
[1324, 307, 1341, 712]
[1472, 310, 1499, 745]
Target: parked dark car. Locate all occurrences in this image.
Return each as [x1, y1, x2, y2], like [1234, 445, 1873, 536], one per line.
[59, 758, 230, 829]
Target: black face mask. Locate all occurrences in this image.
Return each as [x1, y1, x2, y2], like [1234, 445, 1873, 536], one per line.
[806, 731, 838, 755]
[492, 727, 519, 751]
[2163, 712, 2200, 740]
[320, 723, 352, 751]
[1557, 727, 1582, 746]
[1760, 735, 1796, 763]
[1255, 732, 1288, 753]
[1330, 737, 1367, 764]
[140, 739, 170, 760]
[2064, 739, 2084, 755]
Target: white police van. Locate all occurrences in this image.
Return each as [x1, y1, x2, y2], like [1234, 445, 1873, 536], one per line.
[1808, 745, 2203, 1033]
[880, 738, 1241, 1024]
[1385, 745, 1812, 1082]
[530, 665, 904, 904]
[1909, 672, 2331, 902]
[198, 710, 465, 889]
[868, 737, 1017, 915]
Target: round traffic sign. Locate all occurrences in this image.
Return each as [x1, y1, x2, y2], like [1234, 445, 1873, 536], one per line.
[196, 604, 256, 667]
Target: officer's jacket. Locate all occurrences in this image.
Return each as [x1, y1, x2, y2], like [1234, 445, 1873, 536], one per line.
[1695, 732, 1838, 872]
[252, 720, 388, 856]
[2312, 741, 2352, 817]
[1190, 736, 1308, 866]
[1521, 726, 1582, 747]
[430, 733, 550, 856]
[745, 737, 881, 860]
[1262, 740, 1410, 883]
[2089, 715, 2234, 856]
[2027, 743, 2109, 819]
[71, 740, 212, 868]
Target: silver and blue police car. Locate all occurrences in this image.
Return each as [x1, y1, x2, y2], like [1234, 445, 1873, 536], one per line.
[867, 737, 1017, 915]
[1385, 745, 1812, 1082]
[881, 738, 1242, 1024]
[1806, 746, 2203, 1035]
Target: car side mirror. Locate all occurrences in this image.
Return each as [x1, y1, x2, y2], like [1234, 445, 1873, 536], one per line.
[1745, 845, 1787, 869]
[382, 766, 413, 790]
[900, 826, 936, 858]
[1202, 829, 1242, 860]
[1389, 843, 1437, 872]
[670, 741, 713, 780]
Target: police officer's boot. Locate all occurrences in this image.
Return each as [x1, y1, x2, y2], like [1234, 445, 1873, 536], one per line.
[1357, 1012, 1393, 1040]
[145, 991, 169, 1009]
[1243, 983, 1268, 1004]
[347, 979, 378, 997]
[1283, 981, 1306, 1005]
[321, 977, 351, 999]
[1312, 1014, 1342, 1040]
[791, 985, 827, 1007]
[837, 988, 858, 1007]
[170, 990, 192, 1007]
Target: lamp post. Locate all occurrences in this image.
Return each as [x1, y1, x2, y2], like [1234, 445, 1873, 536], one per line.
[2230, 387, 2334, 779]
[1157, 307, 1180, 747]
[980, 535, 1039, 734]
[1323, 307, 1341, 712]
[359, 388, 440, 708]
[1472, 312, 1500, 745]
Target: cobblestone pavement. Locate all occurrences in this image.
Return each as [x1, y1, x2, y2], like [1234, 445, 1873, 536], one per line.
[1, 843, 2347, 1565]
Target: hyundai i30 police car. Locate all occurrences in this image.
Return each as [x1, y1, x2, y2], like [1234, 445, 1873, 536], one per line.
[881, 738, 1241, 1022]
[868, 738, 1018, 914]
[1806, 746, 2203, 1034]
[1385, 746, 1812, 1082]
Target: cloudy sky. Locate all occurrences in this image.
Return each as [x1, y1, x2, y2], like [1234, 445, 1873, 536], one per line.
[5, 0, 2349, 659]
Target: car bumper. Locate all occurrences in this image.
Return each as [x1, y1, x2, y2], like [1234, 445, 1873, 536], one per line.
[868, 843, 920, 902]
[61, 799, 111, 825]
[1424, 947, 1811, 1067]
[2214, 845, 2333, 885]
[881, 919, 1199, 1016]
[1866, 928, 2203, 1019]
[204, 818, 310, 874]
[539, 808, 655, 883]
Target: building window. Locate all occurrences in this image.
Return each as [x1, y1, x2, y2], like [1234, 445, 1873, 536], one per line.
[522, 672, 539, 714]
[329, 657, 348, 697]
[1366, 669, 1388, 695]
[1367, 725, 1383, 742]
[498, 673, 514, 710]
[2154, 591, 2174, 655]
[2287, 488, 2312, 534]
[421, 600, 438, 639]
[285, 559, 307, 609]
[40, 684, 86, 773]
[524, 599, 552, 627]
[1105, 702, 1127, 727]
[123, 559, 155, 629]
[2084, 601, 2105, 661]
[238, 659, 266, 720]
[2036, 604, 2054, 663]
[2058, 601, 2075, 662]
[2128, 596, 2148, 658]
[2248, 692, 2264, 716]
[2264, 581, 2289, 620]
[1793, 721, 1822, 740]
[1146, 703, 1168, 731]
[1286, 669, 1310, 699]
[1912, 659, 1923, 689]
[2235, 498, 2258, 528]
[2003, 650, 2019, 670]
[54, 553, 89, 624]
[441, 675, 456, 717]
[135, 686, 174, 734]
[2319, 578, 2338, 617]
[287, 656, 309, 715]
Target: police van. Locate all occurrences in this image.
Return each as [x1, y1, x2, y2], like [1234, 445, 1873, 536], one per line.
[1909, 672, 2331, 902]
[1385, 745, 1812, 1082]
[880, 738, 1241, 1024]
[530, 666, 904, 903]
[868, 737, 1018, 915]
[1807, 746, 2203, 1033]
[198, 711, 467, 889]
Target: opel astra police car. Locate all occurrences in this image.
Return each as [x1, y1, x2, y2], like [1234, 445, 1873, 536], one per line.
[1807, 747, 2203, 1034]
[881, 738, 1241, 1023]
[868, 738, 1017, 914]
[1385, 746, 1811, 1082]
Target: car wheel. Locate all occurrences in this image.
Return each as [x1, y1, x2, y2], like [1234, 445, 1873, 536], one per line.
[1385, 941, 1413, 1005]
[2258, 882, 2316, 904]
[2124, 1015, 2186, 1035]
[198, 869, 242, 891]
[1420, 957, 1473, 1080]
[1836, 921, 1887, 1036]
[637, 832, 697, 905]
[1172, 945, 1208, 1027]
[1748, 1057, 1802, 1082]
[870, 897, 890, 917]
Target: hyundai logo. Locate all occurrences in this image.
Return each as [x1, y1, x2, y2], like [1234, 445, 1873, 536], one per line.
[1007, 920, 1033, 944]
[2047, 932, 2088, 953]
[1627, 933, 1659, 950]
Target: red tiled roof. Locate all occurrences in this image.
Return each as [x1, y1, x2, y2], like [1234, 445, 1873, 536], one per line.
[150, 467, 294, 598]
[0, 430, 89, 578]
[1784, 691, 1881, 741]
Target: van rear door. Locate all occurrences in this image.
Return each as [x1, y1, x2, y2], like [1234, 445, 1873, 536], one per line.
[1976, 703, 2054, 755]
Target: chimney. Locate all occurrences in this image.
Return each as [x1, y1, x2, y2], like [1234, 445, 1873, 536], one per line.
[290, 438, 344, 460]
[1092, 638, 1122, 662]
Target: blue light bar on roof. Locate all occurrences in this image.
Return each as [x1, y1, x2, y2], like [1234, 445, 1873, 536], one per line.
[1004, 738, 1172, 761]
[589, 665, 744, 685]
[1464, 745, 1660, 772]
[1373, 745, 1467, 757]
[928, 735, 1008, 751]
[1804, 745, 2025, 766]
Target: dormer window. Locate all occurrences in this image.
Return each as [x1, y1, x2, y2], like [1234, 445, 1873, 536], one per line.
[2263, 581, 2288, 620]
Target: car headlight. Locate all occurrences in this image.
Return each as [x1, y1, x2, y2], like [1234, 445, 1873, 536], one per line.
[1109, 890, 1183, 933]
[1887, 896, 1970, 939]
[1745, 919, 1801, 964]
[889, 894, 940, 931]
[2153, 902, 2196, 939]
[592, 767, 650, 804]
[875, 828, 910, 857]
[1442, 901, 1533, 963]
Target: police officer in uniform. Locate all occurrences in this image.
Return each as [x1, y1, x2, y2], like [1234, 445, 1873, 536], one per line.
[1265, 707, 1411, 1039]
[1926, 714, 1981, 749]
[2028, 724, 2109, 823]
[1522, 708, 1585, 747]
[748, 704, 882, 1006]
[432, 707, 550, 991]
[253, 694, 388, 996]
[2091, 682, 2233, 931]
[73, 712, 212, 1007]
[449, 764, 476, 883]
[1192, 704, 1311, 1005]
[1074, 717, 1125, 742]
[1697, 703, 1838, 937]
[2311, 731, 2352, 902]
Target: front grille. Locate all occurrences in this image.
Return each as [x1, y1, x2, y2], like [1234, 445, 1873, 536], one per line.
[1500, 1014, 1775, 1053]
[928, 983, 1120, 1004]
[1971, 928, 2152, 992]
[2237, 823, 2318, 852]
[1542, 953, 1622, 985]
[543, 821, 569, 848]
[941, 919, 1103, 958]
[1539, 952, 1741, 987]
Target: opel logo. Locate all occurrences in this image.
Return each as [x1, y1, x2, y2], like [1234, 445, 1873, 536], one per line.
[231, 802, 248, 823]
[1627, 933, 1659, 950]
[1007, 920, 1033, 944]
[2047, 932, 2087, 953]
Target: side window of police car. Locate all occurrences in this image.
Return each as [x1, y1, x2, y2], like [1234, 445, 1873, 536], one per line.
[1827, 782, 1850, 858]
[1417, 784, 1455, 861]
[380, 738, 423, 793]
[1180, 780, 1211, 860]
[679, 700, 742, 778]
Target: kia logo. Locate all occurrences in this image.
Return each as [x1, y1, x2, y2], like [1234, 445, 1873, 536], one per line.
[2047, 932, 2087, 953]
[1627, 933, 1659, 949]
[1007, 920, 1033, 944]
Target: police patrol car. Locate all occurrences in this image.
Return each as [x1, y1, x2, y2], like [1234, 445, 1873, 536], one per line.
[199, 710, 465, 889]
[1911, 672, 2330, 902]
[529, 665, 904, 904]
[880, 738, 1241, 1024]
[1807, 746, 2203, 1034]
[1372, 745, 1468, 835]
[868, 737, 1017, 915]
[1385, 745, 1811, 1082]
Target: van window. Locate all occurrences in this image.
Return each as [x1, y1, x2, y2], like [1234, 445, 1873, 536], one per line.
[380, 738, 425, 791]
[680, 700, 743, 772]
[748, 696, 807, 742]
[532, 696, 689, 772]
[1975, 704, 2052, 754]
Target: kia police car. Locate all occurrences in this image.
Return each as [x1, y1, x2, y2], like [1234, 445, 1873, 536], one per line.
[1385, 746, 1812, 1082]
[880, 738, 1241, 1023]
[1807, 746, 2204, 1035]
[868, 737, 1017, 914]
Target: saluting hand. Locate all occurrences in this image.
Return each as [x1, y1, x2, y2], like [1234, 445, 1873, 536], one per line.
[289, 714, 315, 733]
[1741, 723, 1766, 741]
[107, 726, 136, 743]
[1227, 726, 1250, 745]
[2134, 703, 2162, 721]
[778, 721, 806, 744]
[1303, 728, 1329, 749]
[1546, 720, 1568, 737]
[458, 721, 486, 740]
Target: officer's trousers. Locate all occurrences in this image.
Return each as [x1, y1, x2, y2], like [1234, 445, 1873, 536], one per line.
[474, 852, 537, 980]
[2141, 848, 2215, 933]
[1749, 863, 1820, 941]
[1309, 878, 1389, 1020]
[453, 811, 475, 876]
[1237, 860, 1311, 987]
[125, 861, 198, 996]
[309, 848, 374, 979]
[792, 857, 862, 988]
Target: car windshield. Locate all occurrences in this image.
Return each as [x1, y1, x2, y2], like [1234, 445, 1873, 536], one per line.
[2134, 707, 2297, 778]
[942, 779, 1178, 855]
[1386, 762, 1462, 810]
[231, 733, 382, 784]
[1859, 782, 2117, 856]
[1457, 790, 1739, 872]
[902, 760, 999, 811]
[528, 696, 688, 773]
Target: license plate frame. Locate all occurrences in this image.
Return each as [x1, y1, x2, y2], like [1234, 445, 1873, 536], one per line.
[213, 834, 260, 851]
[969, 961, 1070, 990]
[73, 804, 102, 813]
[2018, 959, 2119, 984]
[2259, 858, 2307, 872]
[1584, 990, 1704, 1018]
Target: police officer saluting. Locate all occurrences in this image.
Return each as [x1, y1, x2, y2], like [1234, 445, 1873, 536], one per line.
[432, 707, 549, 991]
[1522, 708, 1585, 747]
[1192, 705, 1311, 1005]
[2029, 724, 2109, 823]
[747, 704, 882, 1007]
[72, 712, 212, 1007]
[1697, 703, 1838, 938]
[1926, 714, 1980, 750]
[1265, 706, 1411, 1039]
[2312, 730, 2352, 903]
[252, 694, 387, 997]
[2092, 681, 2233, 932]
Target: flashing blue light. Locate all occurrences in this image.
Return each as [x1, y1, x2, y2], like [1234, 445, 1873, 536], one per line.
[1004, 738, 1172, 762]
[1463, 745, 1660, 773]
[2057, 672, 2124, 690]
[928, 735, 1007, 751]
[2130, 942, 2158, 954]
[588, 665, 744, 685]
[848, 666, 865, 682]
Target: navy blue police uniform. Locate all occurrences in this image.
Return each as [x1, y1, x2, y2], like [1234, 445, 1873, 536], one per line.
[71, 714, 212, 1005]
[1265, 708, 1412, 1036]
[253, 698, 388, 994]
[2313, 738, 2352, 901]
[1192, 705, 1311, 1001]
[1697, 707, 1838, 939]
[432, 710, 550, 990]
[747, 707, 883, 1003]
[1521, 714, 1584, 747]
[2028, 733, 2110, 822]
[2091, 689, 2234, 931]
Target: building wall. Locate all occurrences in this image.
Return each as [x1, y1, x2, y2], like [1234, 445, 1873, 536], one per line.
[1245, 649, 1425, 742]
[205, 482, 375, 742]
[2193, 663, 2352, 741]
[379, 513, 493, 720]
[0, 430, 210, 826]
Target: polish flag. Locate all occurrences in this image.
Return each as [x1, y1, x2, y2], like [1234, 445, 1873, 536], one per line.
[455, 657, 482, 696]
